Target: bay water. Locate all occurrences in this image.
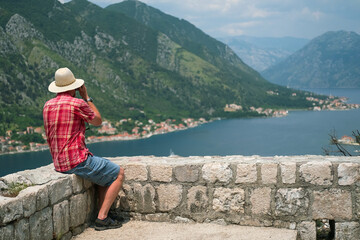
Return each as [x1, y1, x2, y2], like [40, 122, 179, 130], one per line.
[1, 88, 359, 177]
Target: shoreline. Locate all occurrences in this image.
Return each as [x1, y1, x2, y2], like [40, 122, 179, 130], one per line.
[86, 120, 212, 145]
[1, 103, 359, 157]
[0, 120, 212, 157]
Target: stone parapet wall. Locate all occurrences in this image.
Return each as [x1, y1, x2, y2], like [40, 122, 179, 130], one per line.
[109, 155, 360, 240]
[0, 165, 95, 240]
[0, 155, 359, 240]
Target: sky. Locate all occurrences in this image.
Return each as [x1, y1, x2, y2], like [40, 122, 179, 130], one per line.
[60, 0, 360, 40]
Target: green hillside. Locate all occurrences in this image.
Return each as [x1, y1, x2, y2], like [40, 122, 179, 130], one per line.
[0, 0, 313, 136]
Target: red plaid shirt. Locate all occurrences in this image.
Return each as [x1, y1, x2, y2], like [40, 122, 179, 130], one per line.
[43, 92, 95, 172]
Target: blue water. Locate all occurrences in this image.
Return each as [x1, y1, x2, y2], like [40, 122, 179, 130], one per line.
[1, 88, 359, 176]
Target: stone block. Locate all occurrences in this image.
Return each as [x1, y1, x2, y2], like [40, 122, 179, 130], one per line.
[273, 220, 294, 229]
[120, 183, 156, 213]
[35, 184, 49, 211]
[18, 186, 37, 217]
[237, 216, 272, 227]
[53, 200, 70, 239]
[47, 177, 72, 205]
[117, 184, 132, 211]
[0, 180, 7, 190]
[60, 232, 72, 240]
[187, 186, 208, 213]
[335, 222, 360, 240]
[0, 197, 23, 224]
[0, 224, 14, 240]
[20, 167, 64, 185]
[280, 162, 296, 184]
[70, 174, 84, 193]
[149, 165, 173, 182]
[299, 161, 332, 185]
[137, 183, 156, 213]
[297, 221, 316, 240]
[211, 219, 227, 226]
[338, 163, 359, 185]
[312, 189, 352, 220]
[213, 187, 245, 213]
[174, 216, 195, 223]
[202, 163, 233, 183]
[261, 163, 278, 184]
[174, 165, 199, 182]
[71, 224, 86, 237]
[86, 188, 95, 222]
[235, 163, 257, 183]
[15, 218, 30, 240]
[356, 188, 360, 218]
[250, 187, 271, 215]
[70, 193, 87, 228]
[124, 164, 148, 181]
[275, 188, 309, 217]
[144, 213, 171, 222]
[2, 173, 32, 185]
[156, 184, 183, 211]
[83, 179, 93, 189]
[29, 207, 53, 240]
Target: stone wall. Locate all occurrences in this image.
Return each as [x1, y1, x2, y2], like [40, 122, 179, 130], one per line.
[0, 164, 95, 240]
[109, 155, 360, 240]
[0, 155, 359, 240]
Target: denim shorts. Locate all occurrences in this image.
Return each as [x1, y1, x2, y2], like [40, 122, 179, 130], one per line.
[65, 155, 120, 187]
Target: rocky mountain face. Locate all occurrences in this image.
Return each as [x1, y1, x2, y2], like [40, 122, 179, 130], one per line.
[219, 36, 309, 72]
[262, 31, 360, 88]
[0, 0, 312, 134]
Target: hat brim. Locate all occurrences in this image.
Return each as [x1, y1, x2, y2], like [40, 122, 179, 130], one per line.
[48, 79, 84, 93]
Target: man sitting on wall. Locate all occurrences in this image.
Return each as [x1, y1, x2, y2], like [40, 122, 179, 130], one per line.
[43, 67, 124, 231]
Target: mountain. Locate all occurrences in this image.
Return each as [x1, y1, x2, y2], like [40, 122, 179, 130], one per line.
[0, 0, 312, 135]
[219, 36, 309, 72]
[262, 31, 360, 88]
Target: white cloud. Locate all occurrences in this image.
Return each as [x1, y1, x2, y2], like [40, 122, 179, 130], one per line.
[244, 5, 277, 18]
[219, 21, 260, 36]
[142, 0, 254, 15]
[83, 0, 360, 38]
[301, 7, 324, 20]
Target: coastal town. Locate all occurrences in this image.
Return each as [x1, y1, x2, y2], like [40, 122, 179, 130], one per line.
[1, 94, 360, 155]
[0, 118, 208, 155]
[225, 93, 360, 117]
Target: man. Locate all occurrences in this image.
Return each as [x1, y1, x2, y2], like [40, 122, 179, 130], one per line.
[43, 67, 124, 231]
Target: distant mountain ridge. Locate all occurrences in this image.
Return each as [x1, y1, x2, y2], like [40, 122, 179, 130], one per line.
[0, 0, 312, 135]
[262, 31, 360, 88]
[219, 36, 309, 72]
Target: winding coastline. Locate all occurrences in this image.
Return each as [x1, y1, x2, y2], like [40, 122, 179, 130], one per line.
[1, 90, 359, 157]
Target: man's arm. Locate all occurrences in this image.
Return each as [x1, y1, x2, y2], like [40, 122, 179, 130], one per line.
[78, 84, 102, 126]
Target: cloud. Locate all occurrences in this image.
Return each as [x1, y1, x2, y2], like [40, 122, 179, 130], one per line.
[143, 0, 242, 13]
[244, 5, 278, 18]
[83, 0, 360, 38]
[219, 21, 260, 36]
[301, 7, 324, 21]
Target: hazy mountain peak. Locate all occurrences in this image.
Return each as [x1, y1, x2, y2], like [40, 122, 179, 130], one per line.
[219, 35, 309, 72]
[262, 30, 360, 88]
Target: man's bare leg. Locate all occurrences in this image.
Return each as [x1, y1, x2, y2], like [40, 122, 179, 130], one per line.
[97, 167, 124, 220]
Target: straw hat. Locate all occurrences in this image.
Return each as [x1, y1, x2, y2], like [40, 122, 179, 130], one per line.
[48, 67, 84, 93]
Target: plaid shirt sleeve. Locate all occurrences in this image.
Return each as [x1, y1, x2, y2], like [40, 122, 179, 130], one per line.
[76, 100, 95, 123]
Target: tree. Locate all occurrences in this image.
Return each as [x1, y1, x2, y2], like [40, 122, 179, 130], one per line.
[323, 130, 360, 156]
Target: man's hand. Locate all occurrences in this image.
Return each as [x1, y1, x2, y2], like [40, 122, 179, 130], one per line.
[78, 84, 102, 126]
[78, 84, 89, 100]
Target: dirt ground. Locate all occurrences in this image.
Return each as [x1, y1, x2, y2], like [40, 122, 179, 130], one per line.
[73, 221, 298, 240]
